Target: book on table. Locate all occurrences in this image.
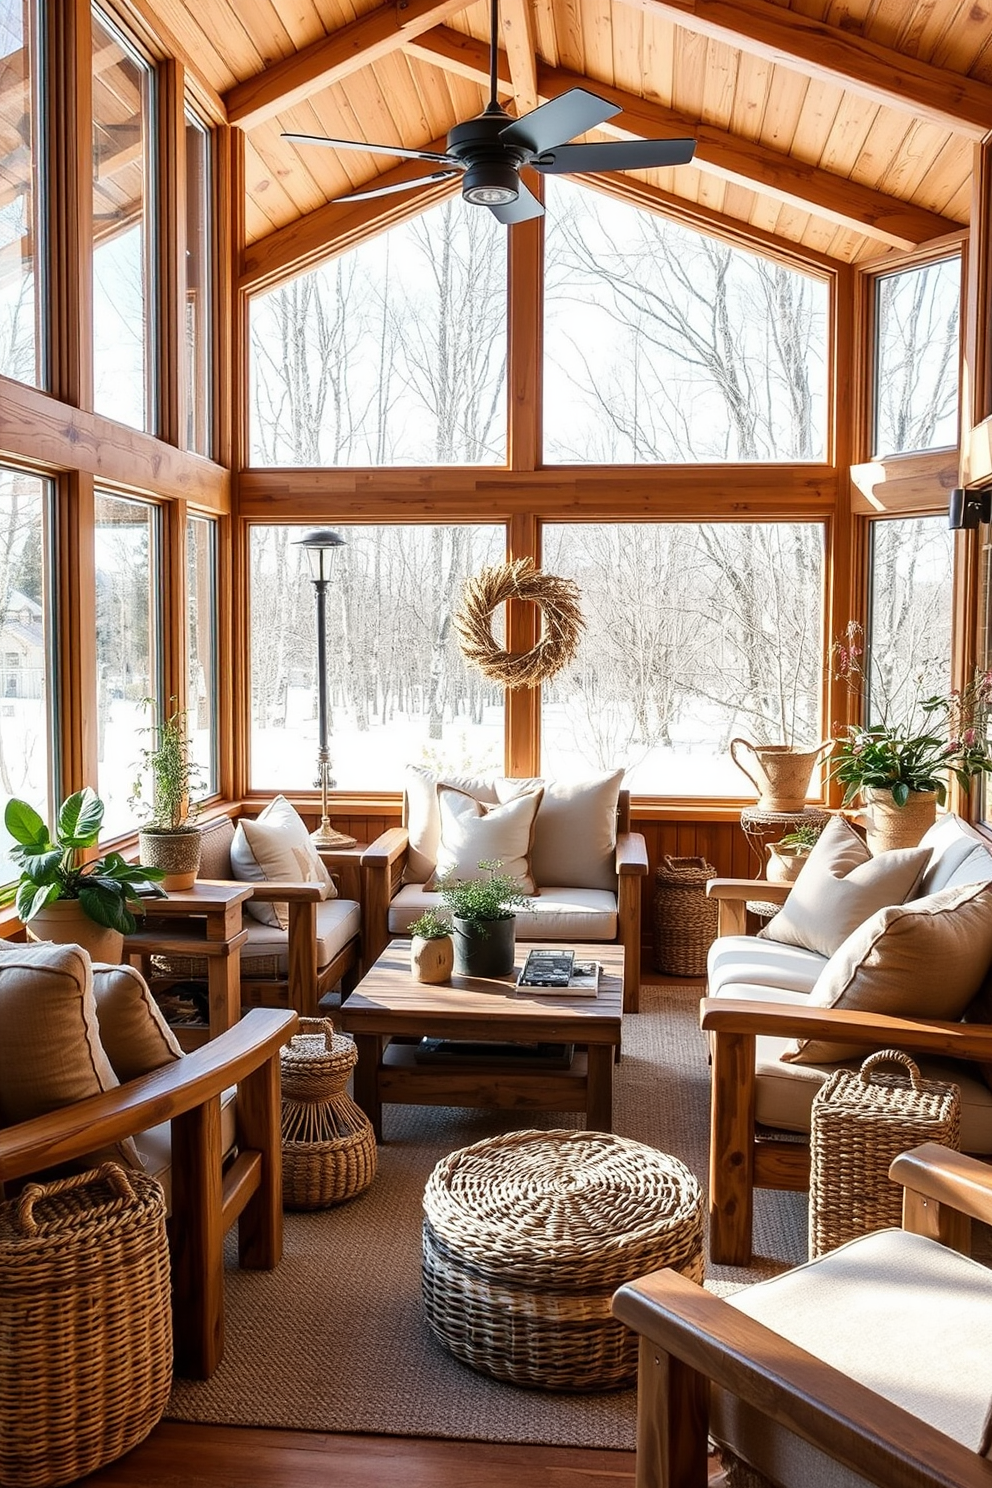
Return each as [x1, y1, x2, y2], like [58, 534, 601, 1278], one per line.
[516, 948, 601, 996]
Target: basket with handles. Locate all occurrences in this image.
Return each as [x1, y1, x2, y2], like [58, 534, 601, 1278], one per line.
[808, 1049, 961, 1259]
[280, 1017, 377, 1209]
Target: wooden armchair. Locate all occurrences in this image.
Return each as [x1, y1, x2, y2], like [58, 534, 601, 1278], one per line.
[362, 785, 648, 1011]
[0, 1006, 296, 1379]
[613, 1143, 992, 1488]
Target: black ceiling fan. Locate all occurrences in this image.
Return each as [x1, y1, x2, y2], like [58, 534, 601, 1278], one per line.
[282, 0, 696, 223]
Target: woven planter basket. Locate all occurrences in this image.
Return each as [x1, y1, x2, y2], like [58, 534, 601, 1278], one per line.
[280, 1017, 377, 1210]
[652, 856, 719, 977]
[809, 1048, 960, 1259]
[422, 1128, 703, 1391]
[0, 1163, 171, 1488]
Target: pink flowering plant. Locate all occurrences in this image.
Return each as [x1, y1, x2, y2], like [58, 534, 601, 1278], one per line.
[830, 621, 992, 808]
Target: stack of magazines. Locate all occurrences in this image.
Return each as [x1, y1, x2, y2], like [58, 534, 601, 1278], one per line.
[516, 949, 601, 996]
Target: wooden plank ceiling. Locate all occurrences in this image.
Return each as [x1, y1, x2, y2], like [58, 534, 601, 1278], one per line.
[151, 0, 991, 268]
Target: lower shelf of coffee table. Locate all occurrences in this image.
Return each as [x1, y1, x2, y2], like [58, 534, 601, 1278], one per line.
[379, 1041, 591, 1112]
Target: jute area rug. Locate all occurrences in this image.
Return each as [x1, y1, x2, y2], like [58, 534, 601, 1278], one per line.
[166, 982, 808, 1448]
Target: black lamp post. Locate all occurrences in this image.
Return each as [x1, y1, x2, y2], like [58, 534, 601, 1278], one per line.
[294, 529, 356, 849]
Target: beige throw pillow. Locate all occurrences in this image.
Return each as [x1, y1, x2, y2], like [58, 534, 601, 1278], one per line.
[0, 942, 138, 1166]
[784, 879, 992, 1065]
[403, 766, 499, 884]
[91, 963, 183, 1083]
[494, 770, 624, 891]
[430, 785, 543, 894]
[231, 794, 336, 929]
[759, 815, 929, 959]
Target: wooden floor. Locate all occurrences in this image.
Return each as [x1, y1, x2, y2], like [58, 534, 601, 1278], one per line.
[80, 1423, 639, 1486]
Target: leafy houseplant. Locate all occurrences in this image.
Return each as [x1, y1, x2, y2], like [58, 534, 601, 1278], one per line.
[408, 908, 453, 940]
[129, 699, 206, 888]
[765, 821, 823, 884]
[5, 788, 165, 960]
[434, 859, 532, 978]
[408, 908, 454, 984]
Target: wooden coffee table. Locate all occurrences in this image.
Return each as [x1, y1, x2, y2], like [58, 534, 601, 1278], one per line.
[339, 940, 623, 1138]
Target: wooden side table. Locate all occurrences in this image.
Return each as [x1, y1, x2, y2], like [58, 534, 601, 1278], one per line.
[124, 882, 253, 1046]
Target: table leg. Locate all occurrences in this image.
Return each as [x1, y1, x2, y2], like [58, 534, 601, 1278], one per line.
[586, 1044, 615, 1132]
[352, 1033, 384, 1140]
[207, 951, 242, 1038]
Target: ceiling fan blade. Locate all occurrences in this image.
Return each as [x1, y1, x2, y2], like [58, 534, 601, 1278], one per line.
[532, 137, 697, 174]
[499, 88, 621, 156]
[330, 170, 462, 204]
[283, 132, 458, 166]
[487, 181, 544, 225]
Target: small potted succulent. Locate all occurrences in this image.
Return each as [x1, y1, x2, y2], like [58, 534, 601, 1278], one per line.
[5, 787, 166, 962]
[764, 821, 823, 884]
[407, 907, 454, 984]
[129, 699, 206, 889]
[434, 859, 532, 978]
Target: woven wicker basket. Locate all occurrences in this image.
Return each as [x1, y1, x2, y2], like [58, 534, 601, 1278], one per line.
[0, 1163, 172, 1488]
[809, 1048, 961, 1259]
[652, 855, 718, 977]
[280, 1017, 377, 1209]
[422, 1128, 703, 1391]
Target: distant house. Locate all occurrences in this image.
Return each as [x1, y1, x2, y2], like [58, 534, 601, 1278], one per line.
[0, 591, 44, 700]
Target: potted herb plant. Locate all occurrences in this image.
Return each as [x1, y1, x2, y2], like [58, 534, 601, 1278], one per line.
[434, 859, 532, 978]
[764, 821, 823, 884]
[407, 908, 454, 984]
[5, 787, 166, 962]
[129, 699, 206, 889]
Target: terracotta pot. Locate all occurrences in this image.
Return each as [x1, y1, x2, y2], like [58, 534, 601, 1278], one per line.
[138, 827, 202, 890]
[27, 899, 125, 963]
[860, 788, 939, 855]
[452, 915, 516, 978]
[764, 842, 811, 884]
[730, 738, 833, 813]
[411, 934, 454, 984]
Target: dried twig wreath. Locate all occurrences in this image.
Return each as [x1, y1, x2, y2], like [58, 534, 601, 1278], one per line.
[453, 559, 584, 688]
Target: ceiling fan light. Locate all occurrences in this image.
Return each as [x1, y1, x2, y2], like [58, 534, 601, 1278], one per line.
[462, 161, 519, 205]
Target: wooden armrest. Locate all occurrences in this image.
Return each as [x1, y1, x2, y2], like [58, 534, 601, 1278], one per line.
[0, 1008, 298, 1182]
[891, 1144, 992, 1228]
[706, 878, 791, 904]
[700, 996, 992, 1059]
[612, 1269, 992, 1488]
[615, 831, 648, 874]
[248, 881, 328, 903]
[361, 827, 409, 869]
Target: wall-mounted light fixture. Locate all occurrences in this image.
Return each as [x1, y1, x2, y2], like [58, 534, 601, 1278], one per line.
[948, 487, 992, 529]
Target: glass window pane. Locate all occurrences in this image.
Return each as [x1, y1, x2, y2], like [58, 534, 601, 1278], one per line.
[95, 492, 160, 834]
[544, 180, 828, 463]
[249, 524, 506, 790]
[249, 201, 507, 466]
[541, 522, 825, 794]
[187, 514, 217, 795]
[0, 0, 43, 387]
[0, 467, 53, 884]
[92, 9, 154, 431]
[866, 516, 954, 728]
[184, 110, 212, 455]
[873, 258, 960, 458]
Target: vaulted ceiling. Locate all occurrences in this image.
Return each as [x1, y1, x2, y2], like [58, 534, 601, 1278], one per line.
[155, 0, 992, 270]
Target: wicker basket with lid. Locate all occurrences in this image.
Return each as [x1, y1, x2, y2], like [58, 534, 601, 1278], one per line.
[280, 1016, 377, 1209]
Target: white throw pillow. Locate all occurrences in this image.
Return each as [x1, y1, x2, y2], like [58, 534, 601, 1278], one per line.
[430, 785, 543, 894]
[494, 769, 624, 891]
[759, 815, 929, 959]
[231, 795, 336, 929]
[784, 878, 992, 1064]
[403, 766, 499, 884]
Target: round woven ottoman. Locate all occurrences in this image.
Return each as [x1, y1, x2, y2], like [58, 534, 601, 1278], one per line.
[280, 1018, 377, 1209]
[422, 1128, 703, 1391]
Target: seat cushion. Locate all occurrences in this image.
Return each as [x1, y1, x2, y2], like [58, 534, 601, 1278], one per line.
[711, 1229, 992, 1488]
[707, 935, 827, 996]
[494, 770, 624, 891]
[133, 1084, 238, 1212]
[785, 879, 992, 1064]
[240, 898, 361, 976]
[231, 795, 336, 929]
[759, 817, 929, 959]
[389, 885, 618, 942]
[430, 784, 543, 893]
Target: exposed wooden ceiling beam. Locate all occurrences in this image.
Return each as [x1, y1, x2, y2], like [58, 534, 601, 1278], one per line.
[614, 0, 992, 139]
[405, 27, 513, 91]
[407, 29, 961, 247]
[224, 0, 473, 132]
[499, 0, 539, 115]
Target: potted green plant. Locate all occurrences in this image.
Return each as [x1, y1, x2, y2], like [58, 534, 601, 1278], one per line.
[4, 787, 166, 962]
[435, 859, 532, 977]
[129, 699, 206, 889]
[407, 908, 454, 984]
[765, 821, 823, 884]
